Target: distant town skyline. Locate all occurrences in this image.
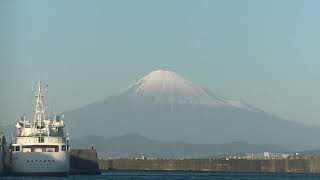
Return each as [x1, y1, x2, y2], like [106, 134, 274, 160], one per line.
[1, 0, 320, 126]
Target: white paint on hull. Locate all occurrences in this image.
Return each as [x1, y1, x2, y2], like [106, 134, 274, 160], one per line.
[11, 151, 69, 174]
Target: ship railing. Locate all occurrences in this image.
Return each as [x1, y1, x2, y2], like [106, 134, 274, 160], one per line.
[14, 136, 67, 144]
[46, 137, 67, 143]
[15, 137, 37, 144]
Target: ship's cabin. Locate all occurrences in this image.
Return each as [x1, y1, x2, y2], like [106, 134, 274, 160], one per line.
[11, 136, 70, 153]
[11, 144, 69, 153]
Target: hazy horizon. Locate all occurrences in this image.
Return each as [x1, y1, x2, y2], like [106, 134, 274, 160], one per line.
[1, 0, 320, 127]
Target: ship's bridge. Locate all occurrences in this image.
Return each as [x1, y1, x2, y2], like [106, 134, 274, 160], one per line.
[14, 136, 68, 144]
[12, 136, 70, 153]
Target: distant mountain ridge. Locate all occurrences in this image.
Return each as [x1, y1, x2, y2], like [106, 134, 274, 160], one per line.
[72, 133, 289, 159]
[64, 70, 320, 150]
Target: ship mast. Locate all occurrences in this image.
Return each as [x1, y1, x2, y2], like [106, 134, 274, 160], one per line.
[33, 81, 46, 129]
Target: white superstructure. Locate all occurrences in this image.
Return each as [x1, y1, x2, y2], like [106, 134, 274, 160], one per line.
[11, 82, 70, 176]
[0, 132, 5, 175]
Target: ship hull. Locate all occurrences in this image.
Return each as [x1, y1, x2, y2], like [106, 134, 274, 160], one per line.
[11, 151, 69, 176]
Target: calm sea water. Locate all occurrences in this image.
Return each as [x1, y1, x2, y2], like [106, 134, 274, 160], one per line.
[2, 171, 320, 180]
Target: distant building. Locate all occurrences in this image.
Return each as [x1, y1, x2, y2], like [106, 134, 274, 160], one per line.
[225, 152, 291, 160]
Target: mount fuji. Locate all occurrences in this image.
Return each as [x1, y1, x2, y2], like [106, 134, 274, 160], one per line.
[65, 70, 320, 150]
[125, 70, 255, 110]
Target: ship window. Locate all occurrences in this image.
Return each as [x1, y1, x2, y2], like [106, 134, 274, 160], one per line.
[27, 145, 59, 152]
[34, 147, 43, 152]
[62, 145, 66, 151]
[46, 147, 56, 152]
[38, 137, 44, 143]
[23, 147, 32, 152]
[14, 146, 20, 151]
[67, 145, 70, 151]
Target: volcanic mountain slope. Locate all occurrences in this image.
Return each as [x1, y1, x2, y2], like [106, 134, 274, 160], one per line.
[125, 70, 255, 110]
[65, 70, 320, 150]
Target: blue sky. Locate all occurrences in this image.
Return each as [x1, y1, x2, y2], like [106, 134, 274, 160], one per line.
[1, 0, 320, 126]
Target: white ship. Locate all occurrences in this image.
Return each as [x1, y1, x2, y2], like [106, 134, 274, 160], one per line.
[11, 82, 70, 176]
[0, 132, 5, 175]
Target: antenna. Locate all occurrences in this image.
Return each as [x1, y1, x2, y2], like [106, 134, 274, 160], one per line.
[33, 81, 47, 131]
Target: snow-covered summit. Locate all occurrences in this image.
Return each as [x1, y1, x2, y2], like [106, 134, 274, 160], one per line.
[126, 70, 255, 111]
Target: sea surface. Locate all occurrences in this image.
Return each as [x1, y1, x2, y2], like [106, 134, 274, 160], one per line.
[3, 171, 320, 180]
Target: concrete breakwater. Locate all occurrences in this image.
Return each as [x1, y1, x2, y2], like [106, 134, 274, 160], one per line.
[70, 149, 101, 175]
[99, 157, 320, 173]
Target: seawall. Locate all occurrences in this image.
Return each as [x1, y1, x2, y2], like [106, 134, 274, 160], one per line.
[99, 157, 320, 173]
[70, 149, 101, 175]
[4, 148, 320, 174]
